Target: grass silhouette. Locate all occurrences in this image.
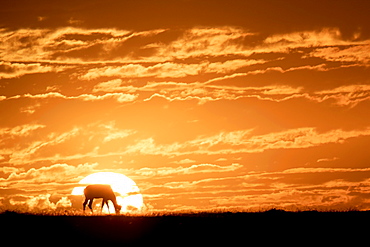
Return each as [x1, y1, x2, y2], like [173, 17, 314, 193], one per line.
[1, 208, 369, 245]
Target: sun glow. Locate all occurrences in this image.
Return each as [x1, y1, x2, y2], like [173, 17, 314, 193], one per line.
[72, 172, 144, 213]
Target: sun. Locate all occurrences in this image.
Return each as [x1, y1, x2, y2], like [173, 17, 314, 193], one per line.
[72, 172, 145, 213]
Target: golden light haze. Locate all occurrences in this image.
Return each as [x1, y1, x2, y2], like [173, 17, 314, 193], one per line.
[1, 0, 370, 212]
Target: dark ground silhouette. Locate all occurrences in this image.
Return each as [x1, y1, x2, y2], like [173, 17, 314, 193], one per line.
[1, 210, 369, 245]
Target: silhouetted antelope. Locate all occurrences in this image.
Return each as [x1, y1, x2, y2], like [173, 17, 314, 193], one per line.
[83, 184, 122, 214]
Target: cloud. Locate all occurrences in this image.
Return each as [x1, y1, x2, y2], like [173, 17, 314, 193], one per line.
[103, 130, 136, 143]
[0, 26, 252, 68]
[144, 165, 370, 211]
[263, 28, 343, 48]
[314, 84, 370, 107]
[143, 82, 305, 104]
[5, 124, 369, 167]
[0, 27, 124, 62]
[138, 27, 368, 67]
[7, 194, 72, 211]
[19, 103, 42, 115]
[55, 196, 73, 208]
[3, 92, 138, 103]
[204, 59, 265, 73]
[0, 163, 98, 185]
[133, 163, 242, 177]
[0, 124, 46, 161]
[123, 127, 370, 156]
[0, 27, 167, 63]
[7, 127, 81, 165]
[316, 157, 340, 163]
[0, 121, 137, 166]
[0, 124, 45, 137]
[138, 76, 370, 106]
[8, 194, 56, 210]
[260, 28, 369, 53]
[0, 61, 71, 79]
[0, 166, 24, 174]
[207, 189, 354, 210]
[125, 137, 182, 156]
[0, 28, 50, 61]
[2, 26, 369, 68]
[239, 127, 370, 152]
[80, 59, 265, 80]
[309, 44, 370, 64]
[131, 161, 370, 211]
[75, 93, 138, 103]
[274, 167, 370, 175]
[100, 122, 137, 143]
[154, 27, 255, 59]
[317, 85, 370, 94]
[189, 129, 255, 147]
[171, 158, 196, 164]
[92, 79, 124, 92]
[25, 194, 58, 210]
[241, 167, 370, 210]
[150, 167, 370, 211]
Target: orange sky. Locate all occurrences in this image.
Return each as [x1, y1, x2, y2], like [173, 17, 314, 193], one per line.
[1, 0, 370, 212]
